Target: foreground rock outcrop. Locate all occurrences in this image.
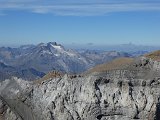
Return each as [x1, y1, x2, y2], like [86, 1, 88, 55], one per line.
[0, 57, 160, 120]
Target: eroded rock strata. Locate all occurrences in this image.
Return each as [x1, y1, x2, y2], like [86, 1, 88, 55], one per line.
[0, 57, 160, 120]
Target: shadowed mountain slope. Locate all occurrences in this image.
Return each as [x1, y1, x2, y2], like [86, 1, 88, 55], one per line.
[0, 62, 45, 81]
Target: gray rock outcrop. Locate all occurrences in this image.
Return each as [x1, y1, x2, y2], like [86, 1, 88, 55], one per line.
[0, 57, 160, 120]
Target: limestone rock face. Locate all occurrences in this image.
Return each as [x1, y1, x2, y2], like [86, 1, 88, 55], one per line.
[0, 57, 160, 120]
[0, 94, 22, 120]
[0, 78, 32, 120]
[28, 73, 160, 120]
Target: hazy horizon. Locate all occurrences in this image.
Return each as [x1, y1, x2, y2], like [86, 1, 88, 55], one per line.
[1, 42, 160, 47]
[0, 42, 160, 53]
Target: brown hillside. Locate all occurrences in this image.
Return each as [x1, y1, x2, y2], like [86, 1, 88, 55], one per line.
[145, 50, 160, 61]
[86, 57, 134, 74]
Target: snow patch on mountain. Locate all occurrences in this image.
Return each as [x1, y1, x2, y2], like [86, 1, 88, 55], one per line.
[0, 42, 132, 78]
[42, 50, 52, 55]
[51, 44, 63, 51]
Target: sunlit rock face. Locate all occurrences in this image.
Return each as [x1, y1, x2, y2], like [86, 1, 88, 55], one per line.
[0, 57, 160, 120]
[29, 71, 160, 120]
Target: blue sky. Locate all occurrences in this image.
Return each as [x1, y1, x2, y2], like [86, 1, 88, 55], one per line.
[0, 0, 160, 46]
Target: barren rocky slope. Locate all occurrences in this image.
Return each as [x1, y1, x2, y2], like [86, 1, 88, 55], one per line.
[85, 57, 134, 74]
[0, 56, 160, 120]
[145, 50, 160, 62]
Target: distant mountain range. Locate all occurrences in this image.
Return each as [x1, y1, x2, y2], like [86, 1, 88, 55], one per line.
[1, 50, 160, 120]
[67, 43, 160, 53]
[0, 42, 132, 80]
[0, 62, 45, 80]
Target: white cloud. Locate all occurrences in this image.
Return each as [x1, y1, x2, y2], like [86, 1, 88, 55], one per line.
[0, 0, 160, 16]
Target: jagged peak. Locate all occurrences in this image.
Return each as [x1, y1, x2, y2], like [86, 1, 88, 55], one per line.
[47, 42, 61, 46]
[36, 42, 64, 50]
[37, 42, 62, 47]
[47, 42, 64, 50]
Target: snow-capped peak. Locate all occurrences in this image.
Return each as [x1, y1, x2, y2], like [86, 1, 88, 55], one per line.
[36, 42, 78, 57]
[51, 44, 63, 51]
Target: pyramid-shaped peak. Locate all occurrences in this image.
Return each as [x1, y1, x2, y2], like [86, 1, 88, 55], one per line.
[48, 42, 62, 46]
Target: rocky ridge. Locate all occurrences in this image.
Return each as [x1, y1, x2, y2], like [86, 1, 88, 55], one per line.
[0, 56, 160, 120]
